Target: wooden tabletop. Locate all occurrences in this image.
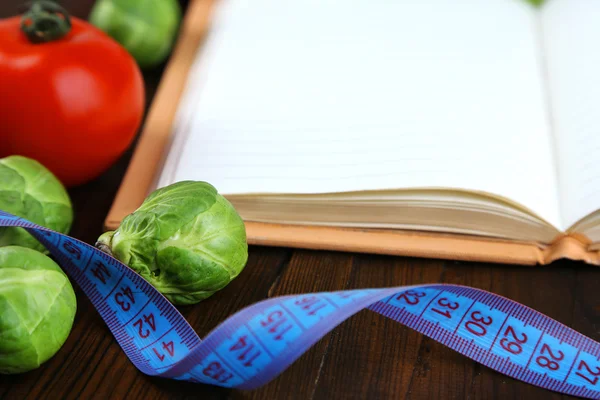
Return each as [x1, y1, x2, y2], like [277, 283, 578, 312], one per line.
[1, 1, 600, 399]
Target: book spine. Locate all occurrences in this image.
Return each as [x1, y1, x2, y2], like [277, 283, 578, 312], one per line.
[245, 223, 547, 266]
[543, 235, 600, 265]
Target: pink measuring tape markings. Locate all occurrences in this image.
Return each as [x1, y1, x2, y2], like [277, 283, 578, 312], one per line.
[1, 210, 599, 398]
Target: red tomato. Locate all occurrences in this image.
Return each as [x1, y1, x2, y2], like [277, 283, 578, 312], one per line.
[0, 7, 144, 187]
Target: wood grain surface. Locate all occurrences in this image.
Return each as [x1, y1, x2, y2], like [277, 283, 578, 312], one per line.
[1, 1, 599, 399]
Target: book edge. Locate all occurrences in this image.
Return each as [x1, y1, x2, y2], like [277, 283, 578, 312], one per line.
[104, 0, 216, 231]
[102, 0, 600, 266]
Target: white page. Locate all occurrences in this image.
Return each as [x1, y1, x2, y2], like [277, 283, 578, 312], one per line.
[159, 0, 561, 227]
[541, 0, 600, 229]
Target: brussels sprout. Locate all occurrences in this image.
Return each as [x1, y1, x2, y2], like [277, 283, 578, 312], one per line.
[89, 0, 182, 69]
[0, 156, 73, 252]
[525, 0, 546, 6]
[0, 246, 77, 374]
[97, 181, 248, 305]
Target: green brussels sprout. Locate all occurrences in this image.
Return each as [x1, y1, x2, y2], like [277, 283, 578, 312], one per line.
[0, 246, 77, 374]
[526, 0, 546, 6]
[0, 156, 73, 252]
[89, 0, 182, 69]
[97, 181, 248, 305]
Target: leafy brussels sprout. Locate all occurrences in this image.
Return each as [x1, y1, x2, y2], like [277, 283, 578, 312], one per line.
[89, 0, 182, 69]
[97, 181, 248, 305]
[525, 0, 546, 6]
[0, 156, 73, 252]
[0, 246, 77, 374]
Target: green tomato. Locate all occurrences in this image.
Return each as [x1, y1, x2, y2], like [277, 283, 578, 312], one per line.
[0, 156, 73, 252]
[97, 181, 248, 305]
[89, 0, 182, 69]
[0, 246, 77, 374]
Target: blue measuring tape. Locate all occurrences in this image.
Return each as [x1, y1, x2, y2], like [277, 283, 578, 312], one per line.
[1, 210, 599, 397]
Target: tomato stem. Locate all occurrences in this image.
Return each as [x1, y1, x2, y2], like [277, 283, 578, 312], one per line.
[21, 0, 72, 44]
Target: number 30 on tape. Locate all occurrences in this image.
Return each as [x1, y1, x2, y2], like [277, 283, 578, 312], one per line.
[1, 210, 599, 398]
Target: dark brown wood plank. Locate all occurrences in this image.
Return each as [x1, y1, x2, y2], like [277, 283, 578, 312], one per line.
[309, 257, 598, 400]
[404, 262, 572, 400]
[229, 250, 355, 400]
[311, 254, 446, 399]
[570, 265, 600, 341]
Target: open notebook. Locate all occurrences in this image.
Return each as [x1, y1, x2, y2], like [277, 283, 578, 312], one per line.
[106, 0, 600, 265]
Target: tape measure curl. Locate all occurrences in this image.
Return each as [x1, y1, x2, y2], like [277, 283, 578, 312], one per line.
[1, 210, 599, 398]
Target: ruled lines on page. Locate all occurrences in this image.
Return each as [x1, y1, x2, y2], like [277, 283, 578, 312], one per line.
[160, 0, 561, 228]
[541, 0, 600, 229]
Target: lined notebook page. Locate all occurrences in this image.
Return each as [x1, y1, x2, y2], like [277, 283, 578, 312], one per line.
[542, 0, 600, 229]
[159, 0, 561, 227]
